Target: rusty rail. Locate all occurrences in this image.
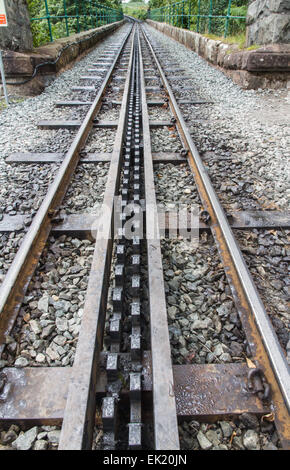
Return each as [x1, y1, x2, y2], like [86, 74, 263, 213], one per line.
[0, 19, 289, 451]
[140, 24, 290, 448]
[0, 25, 133, 357]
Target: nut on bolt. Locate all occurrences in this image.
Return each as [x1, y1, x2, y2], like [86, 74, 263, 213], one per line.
[200, 210, 211, 225]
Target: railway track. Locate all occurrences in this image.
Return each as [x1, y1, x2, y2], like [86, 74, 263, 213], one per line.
[0, 19, 289, 450]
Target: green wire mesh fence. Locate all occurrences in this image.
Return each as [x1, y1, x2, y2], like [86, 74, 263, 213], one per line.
[29, 0, 123, 46]
[148, 0, 247, 38]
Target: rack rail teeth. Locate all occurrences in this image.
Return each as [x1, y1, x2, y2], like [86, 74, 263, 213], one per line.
[1, 21, 289, 452]
[102, 32, 145, 449]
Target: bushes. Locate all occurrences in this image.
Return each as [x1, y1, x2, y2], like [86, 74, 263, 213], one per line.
[149, 0, 248, 37]
[27, 0, 123, 47]
[226, 5, 247, 36]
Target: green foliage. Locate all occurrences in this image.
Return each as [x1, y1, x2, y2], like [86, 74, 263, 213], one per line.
[122, 0, 148, 20]
[149, 0, 248, 37]
[27, 0, 123, 47]
[226, 5, 247, 35]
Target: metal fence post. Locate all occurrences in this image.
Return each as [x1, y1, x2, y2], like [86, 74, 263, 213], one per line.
[224, 0, 232, 38]
[182, 0, 184, 29]
[63, 0, 69, 36]
[0, 50, 9, 106]
[150, 0, 246, 37]
[96, 4, 99, 27]
[29, 0, 125, 43]
[208, 0, 213, 33]
[94, 2, 97, 28]
[173, 3, 175, 26]
[75, 0, 80, 33]
[89, 0, 93, 28]
[83, 0, 87, 30]
[44, 0, 53, 42]
[197, 0, 200, 32]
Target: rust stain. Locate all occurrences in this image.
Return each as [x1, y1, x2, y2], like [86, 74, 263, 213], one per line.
[173, 110, 290, 449]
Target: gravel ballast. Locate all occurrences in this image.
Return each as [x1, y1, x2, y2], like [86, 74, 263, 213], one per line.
[0, 23, 131, 221]
[144, 23, 289, 212]
[142, 25, 286, 450]
[0, 23, 287, 451]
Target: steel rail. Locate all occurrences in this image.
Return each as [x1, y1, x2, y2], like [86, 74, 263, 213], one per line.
[59, 26, 136, 450]
[0, 25, 132, 357]
[138, 31, 180, 450]
[141, 26, 290, 448]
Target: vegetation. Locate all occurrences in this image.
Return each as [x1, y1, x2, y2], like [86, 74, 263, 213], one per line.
[148, 0, 248, 37]
[122, 0, 148, 20]
[205, 31, 246, 48]
[27, 0, 123, 47]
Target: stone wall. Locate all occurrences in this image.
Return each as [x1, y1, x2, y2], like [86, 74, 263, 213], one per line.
[0, 0, 33, 51]
[3, 20, 125, 95]
[146, 19, 290, 89]
[246, 0, 290, 46]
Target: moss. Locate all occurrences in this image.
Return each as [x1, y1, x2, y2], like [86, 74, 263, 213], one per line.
[0, 96, 26, 113]
[246, 44, 260, 51]
[0, 100, 7, 112]
[204, 32, 248, 50]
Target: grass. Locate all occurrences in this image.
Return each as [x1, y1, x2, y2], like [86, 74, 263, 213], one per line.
[204, 32, 246, 48]
[203, 32, 259, 51]
[0, 96, 26, 113]
[0, 99, 7, 112]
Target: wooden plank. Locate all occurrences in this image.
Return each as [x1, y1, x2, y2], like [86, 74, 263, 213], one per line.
[1, 210, 289, 236]
[112, 100, 166, 106]
[93, 120, 118, 128]
[112, 99, 212, 106]
[80, 76, 103, 80]
[6, 152, 111, 164]
[7, 151, 186, 165]
[145, 86, 161, 92]
[167, 76, 192, 80]
[87, 68, 107, 73]
[37, 120, 118, 130]
[178, 99, 213, 105]
[55, 101, 93, 107]
[37, 120, 173, 130]
[71, 86, 95, 91]
[149, 120, 173, 127]
[229, 210, 290, 229]
[38, 120, 82, 129]
[173, 85, 193, 90]
[152, 152, 186, 163]
[6, 152, 64, 163]
[92, 59, 113, 63]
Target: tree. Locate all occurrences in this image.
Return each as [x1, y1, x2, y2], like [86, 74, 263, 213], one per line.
[27, 0, 123, 46]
